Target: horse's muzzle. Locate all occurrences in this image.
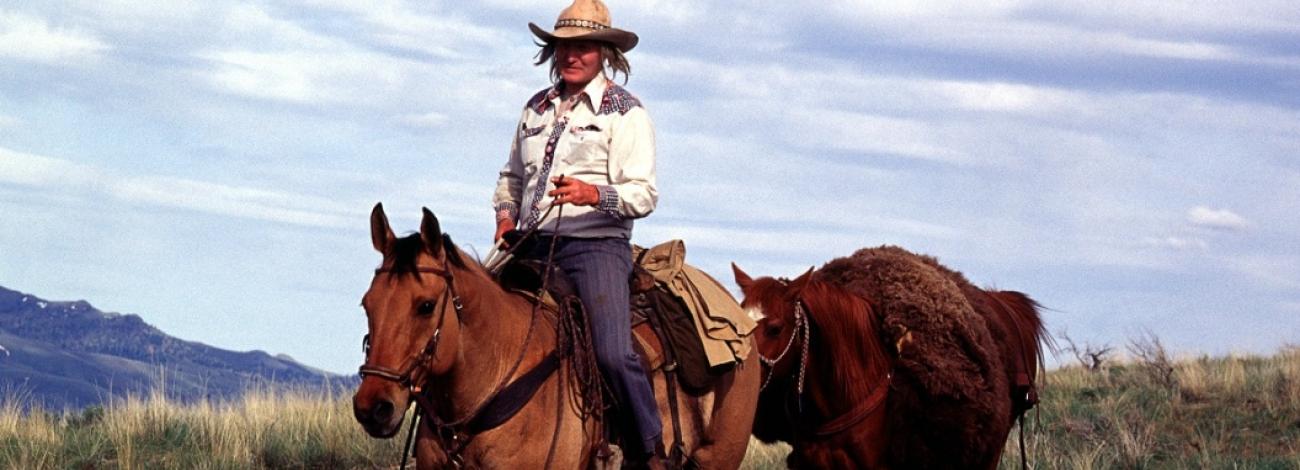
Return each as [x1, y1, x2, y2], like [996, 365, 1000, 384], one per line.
[353, 380, 408, 438]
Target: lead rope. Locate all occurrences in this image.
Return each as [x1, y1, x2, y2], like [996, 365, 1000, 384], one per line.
[541, 199, 565, 470]
[400, 411, 420, 469]
[1019, 413, 1029, 470]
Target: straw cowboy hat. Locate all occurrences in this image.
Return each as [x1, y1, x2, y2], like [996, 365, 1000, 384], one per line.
[529, 0, 639, 52]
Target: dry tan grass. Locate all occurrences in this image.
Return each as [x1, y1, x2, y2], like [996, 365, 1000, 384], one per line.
[4, 347, 1297, 469]
[0, 385, 404, 469]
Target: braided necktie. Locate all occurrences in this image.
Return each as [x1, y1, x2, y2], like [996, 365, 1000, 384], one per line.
[523, 93, 586, 230]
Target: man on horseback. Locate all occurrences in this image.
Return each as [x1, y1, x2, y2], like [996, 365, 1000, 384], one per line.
[491, 0, 663, 466]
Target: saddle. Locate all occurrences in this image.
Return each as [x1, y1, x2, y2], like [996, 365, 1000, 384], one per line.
[495, 240, 753, 468]
[496, 259, 725, 393]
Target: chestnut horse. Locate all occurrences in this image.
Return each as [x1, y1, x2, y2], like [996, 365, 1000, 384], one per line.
[732, 246, 1048, 469]
[353, 204, 760, 469]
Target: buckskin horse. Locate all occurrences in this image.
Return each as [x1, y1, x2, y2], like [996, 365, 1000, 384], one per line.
[353, 204, 760, 469]
[732, 245, 1049, 469]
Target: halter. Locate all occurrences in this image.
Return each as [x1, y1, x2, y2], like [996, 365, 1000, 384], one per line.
[358, 265, 463, 388]
[758, 296, 893, 439]
[757, 300, 810, 397]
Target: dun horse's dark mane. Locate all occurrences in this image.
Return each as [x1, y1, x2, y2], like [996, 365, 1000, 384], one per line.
[387, 233, 484, 277]
[799, 279, 890, 401]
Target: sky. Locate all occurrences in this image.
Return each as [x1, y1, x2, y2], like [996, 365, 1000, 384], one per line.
[1, 1, 1297, 375]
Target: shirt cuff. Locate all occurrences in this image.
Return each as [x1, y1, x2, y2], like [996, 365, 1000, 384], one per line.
[596, 185, 620, 217]
[495, 201, 519, 222]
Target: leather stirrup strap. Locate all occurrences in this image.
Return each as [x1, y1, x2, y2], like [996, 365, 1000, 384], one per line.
[646, 291, 685, 468]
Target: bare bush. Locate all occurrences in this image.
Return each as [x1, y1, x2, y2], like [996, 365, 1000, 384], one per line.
[1058, 329, 1114, 372]
[1127, 329, 1176, 390]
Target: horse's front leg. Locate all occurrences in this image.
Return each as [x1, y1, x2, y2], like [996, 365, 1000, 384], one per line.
[414, 425, 452, 470]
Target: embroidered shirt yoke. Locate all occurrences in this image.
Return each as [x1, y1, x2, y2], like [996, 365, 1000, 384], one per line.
[493, 73, 658, 239]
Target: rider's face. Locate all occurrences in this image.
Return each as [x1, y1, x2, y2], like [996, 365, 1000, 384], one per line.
[555, 40, 602, 88]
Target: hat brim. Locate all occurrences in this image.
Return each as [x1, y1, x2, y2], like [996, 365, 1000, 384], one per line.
[529, 22, 638, 52]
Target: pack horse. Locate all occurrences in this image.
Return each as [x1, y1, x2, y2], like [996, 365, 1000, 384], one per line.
[733, 246, 1049, 469]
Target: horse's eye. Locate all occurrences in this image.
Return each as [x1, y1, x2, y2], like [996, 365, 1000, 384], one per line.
[764, 324, 782, 338]
[417, 301, 436, 316]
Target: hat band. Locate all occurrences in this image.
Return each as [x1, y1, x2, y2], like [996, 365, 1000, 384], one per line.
[554, 18, 610, 31]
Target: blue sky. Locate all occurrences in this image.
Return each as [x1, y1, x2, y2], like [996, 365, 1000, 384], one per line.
[1, 1, 1297, 374]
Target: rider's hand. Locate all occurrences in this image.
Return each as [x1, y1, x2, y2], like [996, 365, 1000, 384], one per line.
[547, 176, 599, 206]
[494, 218, 514, 244]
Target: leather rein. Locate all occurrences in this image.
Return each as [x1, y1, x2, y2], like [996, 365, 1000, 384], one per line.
[757, 298, 891, 438]
[358, 264, 557, 468]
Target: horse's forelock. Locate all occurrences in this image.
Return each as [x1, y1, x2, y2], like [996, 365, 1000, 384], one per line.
[383, 233, 425, 276]
[381, 232, 485, 276]
[744, 277, 797, 319]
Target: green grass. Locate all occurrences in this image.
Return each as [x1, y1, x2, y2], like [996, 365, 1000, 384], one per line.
[3, 347, 1296, 469]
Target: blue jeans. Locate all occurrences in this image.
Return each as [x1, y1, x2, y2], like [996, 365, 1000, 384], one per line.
[525, 236, 662, 454]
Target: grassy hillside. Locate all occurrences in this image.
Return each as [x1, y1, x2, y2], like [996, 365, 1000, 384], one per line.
[2, 348, 1296, 469]
[999, 346, 1300, 469]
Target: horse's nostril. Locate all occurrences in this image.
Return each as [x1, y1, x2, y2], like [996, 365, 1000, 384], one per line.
[372, 399, 395, 421]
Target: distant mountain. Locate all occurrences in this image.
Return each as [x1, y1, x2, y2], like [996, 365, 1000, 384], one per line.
[0, 285, 355, 409]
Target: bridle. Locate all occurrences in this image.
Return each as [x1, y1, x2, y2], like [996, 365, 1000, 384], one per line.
[358, 265, 463, 388]
[358, 264, 469, 468]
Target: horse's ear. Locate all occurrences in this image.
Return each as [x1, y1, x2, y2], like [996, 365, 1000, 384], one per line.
[370, 203, 395, 254]
[419, 207, 443, 255]
[788, 266, 815, 294]
[732, 263, 754, 291]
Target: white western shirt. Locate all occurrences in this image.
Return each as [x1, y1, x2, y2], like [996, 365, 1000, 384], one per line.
[493, 74, 658, 239]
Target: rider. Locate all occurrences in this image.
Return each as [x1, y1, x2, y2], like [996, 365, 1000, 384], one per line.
[491, 0, 663, 466]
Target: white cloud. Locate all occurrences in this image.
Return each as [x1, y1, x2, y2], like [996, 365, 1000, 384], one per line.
[0, 147, 99, 187]
[221, 4, 334, 49]
[293, 0, 512, 60]
[0, 10, 109, 64]
[195, 4, 412, 105]
[931, 80, 1077, 113]
[1187, 206, 1249, 231]
[1112, 35, 1237, 61]
[400, 111, 450, 129]
[823, 1, 1026, 21]
[783, 110, 970, 164]
[201, 49, 404, 104]
[1227, 255, 1300, 290]
[0, 146, 363, 229]
[64, 1, 206, 29]
[110, 176, 361, 229]
[1141, 236, 1207, 251]
[801, 3, 1284, 65]
[1028, 1, 1300, 35]
[0, 114, 18, 128]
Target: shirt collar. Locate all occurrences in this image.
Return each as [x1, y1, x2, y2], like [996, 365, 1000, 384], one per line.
[549, 73, 608, 113]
